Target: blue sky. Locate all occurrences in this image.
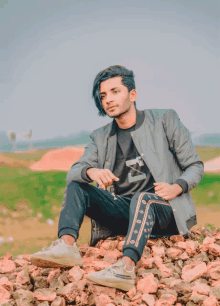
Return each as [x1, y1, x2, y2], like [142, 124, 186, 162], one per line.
[1, 0, 219, 141]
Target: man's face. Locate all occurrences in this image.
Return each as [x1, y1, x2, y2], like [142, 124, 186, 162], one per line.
[100, 76, 136, 118]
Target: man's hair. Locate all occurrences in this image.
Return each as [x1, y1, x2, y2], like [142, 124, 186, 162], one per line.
[92, 65, 136, 117]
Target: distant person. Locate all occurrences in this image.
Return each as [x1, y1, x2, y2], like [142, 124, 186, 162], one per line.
[30, 65, 204, 291]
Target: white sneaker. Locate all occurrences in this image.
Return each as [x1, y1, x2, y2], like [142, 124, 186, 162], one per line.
[30, 238, 84, 268]
[86, 259, 135, 292]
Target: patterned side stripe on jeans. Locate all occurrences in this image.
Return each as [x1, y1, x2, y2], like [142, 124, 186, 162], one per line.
[135, 199, 171, 247]
[126, 192, 170, 247]
[126, 193, 145, 245]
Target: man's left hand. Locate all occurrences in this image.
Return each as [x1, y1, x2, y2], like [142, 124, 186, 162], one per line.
[153, 182, 182, 201]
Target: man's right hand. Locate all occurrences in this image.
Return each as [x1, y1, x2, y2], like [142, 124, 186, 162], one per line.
[86, 168, 119, 190]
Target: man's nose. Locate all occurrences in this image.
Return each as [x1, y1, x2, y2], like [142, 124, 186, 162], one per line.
[105, 93, 114, 103]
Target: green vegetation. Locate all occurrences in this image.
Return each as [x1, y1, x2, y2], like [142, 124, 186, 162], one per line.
[204, 223, 216, 231]
[0, 146, 220, 221]
[190, 173, 220, 207]
[198, 236, 204, 245]
[0, 165, 67, 222]
[0, 168, 219, 226]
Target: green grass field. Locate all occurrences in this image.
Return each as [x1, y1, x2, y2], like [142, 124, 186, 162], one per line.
[0, 166, 219, 219]
[0, 146, 220, 220]
[0, 165, 67, 221]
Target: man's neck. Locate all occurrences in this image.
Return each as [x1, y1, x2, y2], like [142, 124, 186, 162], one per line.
[115, 106, 137, 129]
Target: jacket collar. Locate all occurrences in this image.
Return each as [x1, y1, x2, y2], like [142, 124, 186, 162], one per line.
[108, 108, 145, 137]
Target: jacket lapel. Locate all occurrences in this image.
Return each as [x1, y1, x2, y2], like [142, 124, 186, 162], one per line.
[131, 120, 158, 182]
[105, 134, 117, 171]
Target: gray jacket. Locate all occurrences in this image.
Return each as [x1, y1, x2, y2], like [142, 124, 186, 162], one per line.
[66, 108, 204, 236]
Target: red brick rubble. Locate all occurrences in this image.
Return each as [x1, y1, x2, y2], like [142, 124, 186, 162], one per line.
[0, 227, 220, 305]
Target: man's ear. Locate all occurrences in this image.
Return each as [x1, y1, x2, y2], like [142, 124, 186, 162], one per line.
[130, 89, 137, 102]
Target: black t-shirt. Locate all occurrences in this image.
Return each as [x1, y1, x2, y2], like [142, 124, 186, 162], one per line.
[112, 124, 155, 197]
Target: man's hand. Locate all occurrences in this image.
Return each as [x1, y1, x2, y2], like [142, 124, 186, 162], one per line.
[86, 168, 119, 190]
[153, 182, 183, 201]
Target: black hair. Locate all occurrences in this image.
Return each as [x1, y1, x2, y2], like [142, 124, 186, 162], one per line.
[92, 65, 136, 117]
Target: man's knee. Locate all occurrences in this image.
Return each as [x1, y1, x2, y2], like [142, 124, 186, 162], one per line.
[142, 192, 159, 202]
[63, 181, 88, 199]
[132, 191, 157, 203]
[67, 181, 85, 190]
[62, 181, 88, 210]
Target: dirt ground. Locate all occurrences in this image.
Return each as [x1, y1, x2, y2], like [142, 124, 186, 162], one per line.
[1, 204, 219, 257]
[0, 212, 91, 257]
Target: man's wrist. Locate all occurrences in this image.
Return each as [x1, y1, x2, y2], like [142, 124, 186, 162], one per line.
[172, 183, 183, 196]
[174, 179, 188, 194]
[81, 166, 93, 182]
[86, 168, 93, 179]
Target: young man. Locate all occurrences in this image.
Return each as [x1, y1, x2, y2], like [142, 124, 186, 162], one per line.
[30, 65, 204, 292]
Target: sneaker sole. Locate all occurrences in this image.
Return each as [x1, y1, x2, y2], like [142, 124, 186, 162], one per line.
[86, 274, 135, 292]
[30, 255, 84, 268]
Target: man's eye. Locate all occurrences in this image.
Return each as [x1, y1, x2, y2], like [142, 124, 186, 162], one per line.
[113, 90, 118, 94]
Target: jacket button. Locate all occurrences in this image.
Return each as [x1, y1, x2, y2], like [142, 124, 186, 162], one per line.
[131, 133, 134, 137]
[173, 209, 176, 212]
[180, 231, 183, 235]
[106, 161, 108, 164]
[109, 138, 112, 141]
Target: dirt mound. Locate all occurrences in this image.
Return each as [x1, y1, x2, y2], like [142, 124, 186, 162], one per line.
[29, 147, 85, 172]
[204, 156, 220, 173]
[0, 228, 220, 306]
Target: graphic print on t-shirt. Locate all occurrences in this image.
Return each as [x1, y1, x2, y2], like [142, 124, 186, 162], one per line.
[126, 155, 147, 183]
[112, 122, 155, 197]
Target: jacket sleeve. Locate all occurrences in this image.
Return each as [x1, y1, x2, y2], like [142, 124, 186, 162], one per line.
[66, 132, 98, 185]
[163, 109, 204, 192]
[174, 178, 188, 195]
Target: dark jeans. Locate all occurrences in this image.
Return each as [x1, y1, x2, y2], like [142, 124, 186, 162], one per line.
[58, 182, 179, 264]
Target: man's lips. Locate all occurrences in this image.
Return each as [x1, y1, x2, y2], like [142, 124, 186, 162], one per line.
[108, 106, 116, 111]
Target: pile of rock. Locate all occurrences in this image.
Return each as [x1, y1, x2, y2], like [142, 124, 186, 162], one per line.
[0, 227, 220, 306]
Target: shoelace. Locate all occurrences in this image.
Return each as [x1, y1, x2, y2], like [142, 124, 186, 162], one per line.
[42, 239, 61, 252]
[102, 260, 125, 275]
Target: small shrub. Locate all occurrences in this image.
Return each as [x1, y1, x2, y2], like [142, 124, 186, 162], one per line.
[205, 223, 216, 231]
[199, 236, 204, 244]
